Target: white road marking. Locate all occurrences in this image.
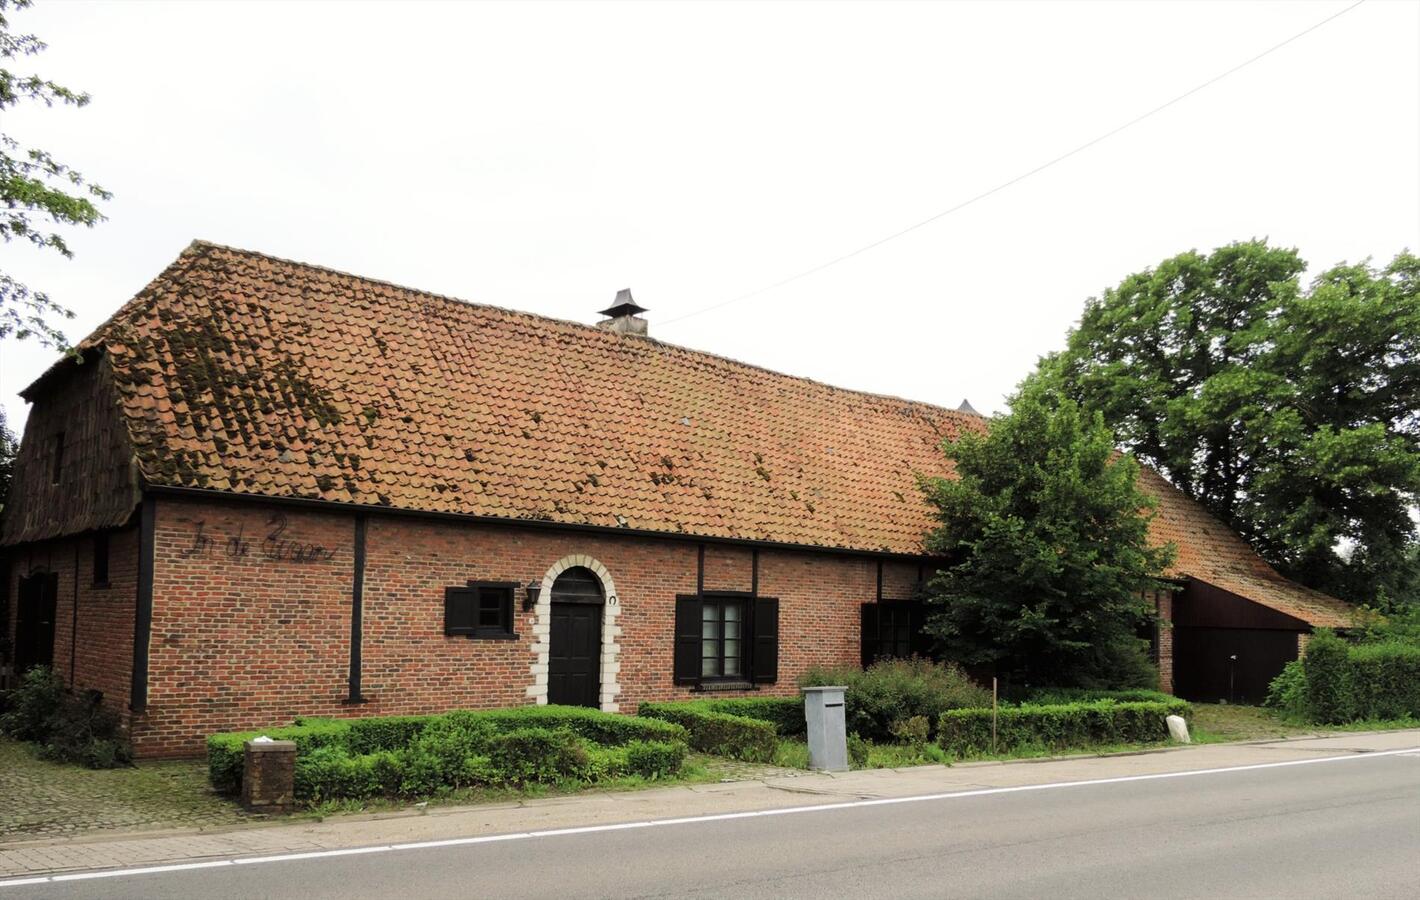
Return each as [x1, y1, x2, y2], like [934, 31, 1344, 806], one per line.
[3, 745, 1417, 890]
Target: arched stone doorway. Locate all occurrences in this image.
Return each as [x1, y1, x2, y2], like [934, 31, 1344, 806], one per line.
[527, 555, 621, 711]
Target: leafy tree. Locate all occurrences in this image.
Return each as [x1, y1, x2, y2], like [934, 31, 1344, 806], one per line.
[1, 0, 109, 348]
[919, 382, 1175, 690]
[1041, 241, 1419, 607]
[0, 405, 15, 512]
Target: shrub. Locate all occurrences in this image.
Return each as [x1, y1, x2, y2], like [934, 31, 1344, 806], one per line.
[0, 668, 131, 768]
[209, 705, 692, 797]
[1263, 659, 1308, 718]
[801, 658, 990, 742]
[638, 702, 778, 762]
[1346, 641, 1420, 721]
[485, 728, 591, 785]
[938, 699, 1190, 756]
[890, 715, 932, 748]
[0, 666, 65, 742]
[207, 720, 352, 794]
[1026, 688, 1177, 705]
[347, 715, 435, 755]
[1303, 630, 1355, 725]
[473, 706, 687, 747]
[38, 688, 133, 768]
[698, 697, 806, 736]
[847, 734, 870, 768]
[623, 739, 689, 779]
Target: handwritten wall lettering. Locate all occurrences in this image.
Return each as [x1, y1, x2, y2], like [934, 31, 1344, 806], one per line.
[180, 513, 338, 564]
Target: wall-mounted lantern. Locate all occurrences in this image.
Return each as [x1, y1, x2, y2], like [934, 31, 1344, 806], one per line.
[523, 580, 542, 612]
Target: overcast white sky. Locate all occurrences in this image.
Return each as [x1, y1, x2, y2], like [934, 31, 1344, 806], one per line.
[2, 0, 1418, 435]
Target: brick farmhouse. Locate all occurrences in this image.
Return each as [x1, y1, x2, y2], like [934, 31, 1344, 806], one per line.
[1, 243, 1354, 757]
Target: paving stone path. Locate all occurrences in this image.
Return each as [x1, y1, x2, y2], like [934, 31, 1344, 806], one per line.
[0, 739, 257, 842]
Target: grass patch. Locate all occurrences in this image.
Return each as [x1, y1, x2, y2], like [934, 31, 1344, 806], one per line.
[1189, 703, 1420, 743]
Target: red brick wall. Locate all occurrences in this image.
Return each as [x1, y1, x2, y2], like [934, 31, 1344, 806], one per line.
[130, 496, 914, 756]
[135, 499, 355, 756]
[2, 527, 137, 717]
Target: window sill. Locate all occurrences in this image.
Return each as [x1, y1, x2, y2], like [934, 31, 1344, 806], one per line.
[462, 632, 520, 641]
[91, 582, 111, 591]
[693, 681, 757, 693]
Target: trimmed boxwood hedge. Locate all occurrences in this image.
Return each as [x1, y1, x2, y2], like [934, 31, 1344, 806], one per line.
[637, 701, 779, 762]
[208, 706, 690, 798]
[207, 720, 353, 794]
[695, 697, 806, 736]
[938, 699, 1192, 756]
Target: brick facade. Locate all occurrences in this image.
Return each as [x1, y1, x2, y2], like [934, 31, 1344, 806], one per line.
[104, 495, 926, 756]
[3, 527, 138, 711]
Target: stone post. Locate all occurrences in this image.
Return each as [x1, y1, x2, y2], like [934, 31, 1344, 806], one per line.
[242, 739, 297, 814]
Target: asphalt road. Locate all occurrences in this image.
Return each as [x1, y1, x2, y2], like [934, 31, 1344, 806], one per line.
[15, 749, 1420, 899]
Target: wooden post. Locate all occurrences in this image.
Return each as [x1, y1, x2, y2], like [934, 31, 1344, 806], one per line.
[991, 677, 998, 754]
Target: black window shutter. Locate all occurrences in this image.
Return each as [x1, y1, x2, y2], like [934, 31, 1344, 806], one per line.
[444, 588, 475, 636]
[909, 602, 931, 657]
[861, 603, 879, 668]
[500, 587, 514, 633]
[673, 595, 703, 685]
[752, 597, 779, 683]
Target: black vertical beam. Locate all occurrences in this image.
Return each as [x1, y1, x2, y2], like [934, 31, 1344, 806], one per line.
[751, 548, 759, 597]
[347, 514, 367, 703]
[70, 542, 79, 687]
[876, 559, 884, 602]
[130, 495, 156, 712]
[696, 544, 705, 596]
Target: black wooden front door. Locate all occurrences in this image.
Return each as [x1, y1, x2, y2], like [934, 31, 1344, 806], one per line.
[14, 573, 58, 675]
[548, 602, 601, 708]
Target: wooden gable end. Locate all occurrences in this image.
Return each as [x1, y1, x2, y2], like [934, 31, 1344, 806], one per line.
[1, 354, 141, 545]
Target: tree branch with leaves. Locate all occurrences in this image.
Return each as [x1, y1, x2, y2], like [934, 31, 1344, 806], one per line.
[1, 0, 109, 349]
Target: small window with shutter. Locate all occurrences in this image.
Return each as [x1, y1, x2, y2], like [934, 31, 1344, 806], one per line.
[444, 581, 517, 639]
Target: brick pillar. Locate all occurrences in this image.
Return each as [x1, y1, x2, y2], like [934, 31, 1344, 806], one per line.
[242, 740, 297, 814]
[1156, 591, 1175, 695]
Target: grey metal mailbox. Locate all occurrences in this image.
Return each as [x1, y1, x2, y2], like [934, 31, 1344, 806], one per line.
[802, 685, 849, 772]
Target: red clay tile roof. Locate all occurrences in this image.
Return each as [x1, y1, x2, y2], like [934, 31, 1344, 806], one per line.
[68, 241, 983, 553]
[36, 241, 1353, 626]
[1139, 467, 1354, 628]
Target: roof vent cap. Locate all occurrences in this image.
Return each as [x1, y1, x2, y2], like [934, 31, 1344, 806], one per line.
[597, 288, 649, 336]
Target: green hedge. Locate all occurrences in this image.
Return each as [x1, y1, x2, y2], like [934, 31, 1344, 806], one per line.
[1025, 688, 1178, 705]
[801, 659, 991, 742]
[207, 720, 353, 794]
[938, 699, 1191, 756]
[695, 697, 806, 736]
[1301, 631, 1420, 724]
[209, 705, 688, 796]
[637, 702, 779, 762]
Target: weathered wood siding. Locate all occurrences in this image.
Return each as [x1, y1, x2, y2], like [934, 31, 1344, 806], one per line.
[1, 355, 141, 544]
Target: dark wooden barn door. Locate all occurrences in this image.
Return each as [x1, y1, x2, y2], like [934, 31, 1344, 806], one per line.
[546, 567, 604, 708]
[1173, 627, 1300, 705]
[14, 573, 59, 675]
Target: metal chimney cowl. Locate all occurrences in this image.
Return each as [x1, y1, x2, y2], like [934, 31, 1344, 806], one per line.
[597, 288, 649, 336]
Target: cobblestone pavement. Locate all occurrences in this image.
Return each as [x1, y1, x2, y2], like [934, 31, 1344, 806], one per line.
[0, 739, 257, 843]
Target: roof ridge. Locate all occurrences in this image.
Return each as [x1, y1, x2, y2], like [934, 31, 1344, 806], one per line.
[184, 239, 983, 421]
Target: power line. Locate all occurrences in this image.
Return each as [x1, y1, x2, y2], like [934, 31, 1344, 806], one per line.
[660, 0, 1368, 327]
